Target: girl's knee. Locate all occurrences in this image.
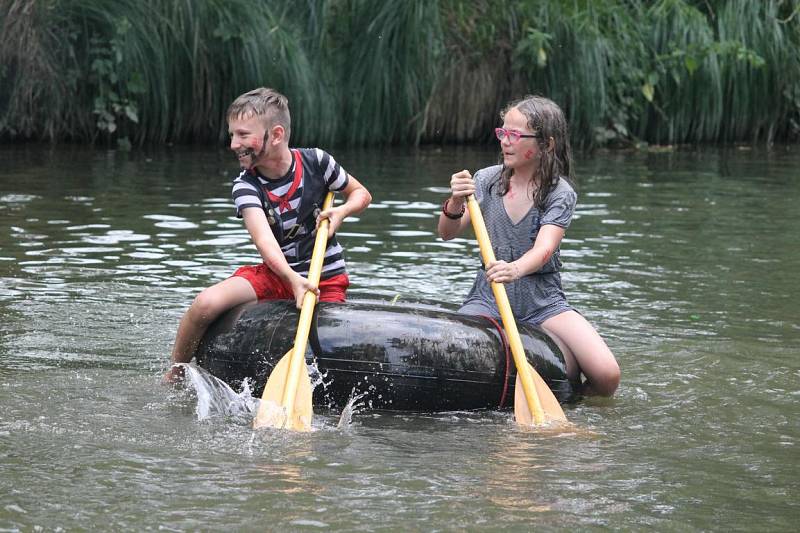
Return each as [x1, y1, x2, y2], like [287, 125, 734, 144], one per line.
[582, 341, 620, 397]
[591, 361, 620, 397]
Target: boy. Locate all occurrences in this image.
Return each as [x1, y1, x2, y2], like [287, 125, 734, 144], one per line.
[164, 87, 372, 383]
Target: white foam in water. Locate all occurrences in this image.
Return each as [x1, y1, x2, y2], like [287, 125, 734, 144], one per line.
[179, 362, 365, 429]
[308, 361, 328, 392]
[337, 388, 368, 428]
[179, 363, 258, 421]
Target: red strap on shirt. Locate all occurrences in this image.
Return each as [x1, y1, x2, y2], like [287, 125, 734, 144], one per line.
[266, 149, 303, 213]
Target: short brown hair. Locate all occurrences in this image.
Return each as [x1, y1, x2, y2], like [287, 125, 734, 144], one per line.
[226, 87, 291, 136]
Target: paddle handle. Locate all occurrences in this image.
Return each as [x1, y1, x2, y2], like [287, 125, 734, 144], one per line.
[280, 192, 335, 419]
[466, 195, 545, 425]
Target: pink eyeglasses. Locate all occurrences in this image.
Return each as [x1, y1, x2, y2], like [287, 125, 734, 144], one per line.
[495, 127, 540, 143]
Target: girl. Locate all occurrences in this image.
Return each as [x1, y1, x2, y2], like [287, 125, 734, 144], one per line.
[437, 95, 619, 396]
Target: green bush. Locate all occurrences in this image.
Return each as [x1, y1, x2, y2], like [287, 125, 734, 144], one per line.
[1, 0, 798, 148]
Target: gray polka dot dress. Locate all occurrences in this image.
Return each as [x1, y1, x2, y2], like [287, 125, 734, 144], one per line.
[459, 165, 578, 325]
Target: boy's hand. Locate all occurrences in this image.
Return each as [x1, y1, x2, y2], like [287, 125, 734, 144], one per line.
[162, 364, 185, 385]
[290, 273, 319, 309]
[317, 206, 345, 238]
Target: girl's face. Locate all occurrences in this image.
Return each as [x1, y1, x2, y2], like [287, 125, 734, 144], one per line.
[499, 107, 541, 173]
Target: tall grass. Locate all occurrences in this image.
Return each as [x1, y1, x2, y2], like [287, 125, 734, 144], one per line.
[0, 0, 92, 140]
[334, 0, 443, 145]
[639, 0, 725, 144]
[1, 0, 798, 148]
[423, 0, 525, 144]
[716, 0, 800, 144]
[517, 0, 644, 149]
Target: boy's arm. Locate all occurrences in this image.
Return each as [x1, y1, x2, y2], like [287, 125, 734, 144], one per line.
[318, 174, 372, 236]
[241, 207, 316, 307]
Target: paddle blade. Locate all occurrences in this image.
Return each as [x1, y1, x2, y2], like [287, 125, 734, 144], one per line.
[253, 351, 314, 431]
[514, 362, 568, 426]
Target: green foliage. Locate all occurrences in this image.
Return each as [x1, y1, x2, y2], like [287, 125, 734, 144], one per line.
[88, 18, 145, 147]
[0, 0, 798, 148]
[715, 0, 800, 143]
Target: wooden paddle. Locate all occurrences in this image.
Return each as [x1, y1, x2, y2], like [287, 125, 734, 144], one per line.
[253, 191, 335, 431]
[466, 194, 568, 426]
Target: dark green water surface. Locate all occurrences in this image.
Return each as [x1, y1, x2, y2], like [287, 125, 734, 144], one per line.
[1, 144, 798, 531]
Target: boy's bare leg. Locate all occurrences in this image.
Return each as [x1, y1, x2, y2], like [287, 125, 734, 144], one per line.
[163, 276, 257, 383]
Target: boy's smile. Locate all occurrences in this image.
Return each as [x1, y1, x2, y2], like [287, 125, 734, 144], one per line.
[229, 115, 267, 169]
[228, 114, 293, 179]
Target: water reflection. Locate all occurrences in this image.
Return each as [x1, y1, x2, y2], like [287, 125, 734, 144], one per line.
[0, 145, 798, 530]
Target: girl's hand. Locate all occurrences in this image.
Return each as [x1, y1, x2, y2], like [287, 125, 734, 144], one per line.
[290, 273, 319, 309]
[449, 170, 475, 199]
[485, 260, 521, 284]
[317, 206, 345, 238]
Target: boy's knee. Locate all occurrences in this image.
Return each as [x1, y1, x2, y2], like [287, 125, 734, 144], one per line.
[189, 291, 222, 325]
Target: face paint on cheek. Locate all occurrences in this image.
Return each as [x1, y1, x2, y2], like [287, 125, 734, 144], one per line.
[237, 148, 256, 170]
[524, 149, 535, 160]
[239, 138, 266, 170]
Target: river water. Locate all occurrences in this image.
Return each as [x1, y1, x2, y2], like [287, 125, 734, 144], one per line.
[1, 144, 797, 530]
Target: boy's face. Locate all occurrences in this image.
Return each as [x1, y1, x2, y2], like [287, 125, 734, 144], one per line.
[228, 114, 268, 170]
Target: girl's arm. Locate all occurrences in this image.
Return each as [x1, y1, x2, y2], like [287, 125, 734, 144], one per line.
[485, 224, 565, 283]
[438, 170, 474, 240]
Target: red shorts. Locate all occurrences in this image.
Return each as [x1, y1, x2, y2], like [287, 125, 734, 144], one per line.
[233, 263, 349, 302]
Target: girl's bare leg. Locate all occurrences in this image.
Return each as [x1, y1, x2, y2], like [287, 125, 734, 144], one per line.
[541, 310, 620, 397]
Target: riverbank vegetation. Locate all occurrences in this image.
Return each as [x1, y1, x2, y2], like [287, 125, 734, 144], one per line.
[1, 0, 798, 149]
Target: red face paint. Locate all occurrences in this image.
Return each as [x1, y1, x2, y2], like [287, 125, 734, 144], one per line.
[251, 138, 263, 152]
[524, 149, 535, 160]
[240, 134, 268, 170]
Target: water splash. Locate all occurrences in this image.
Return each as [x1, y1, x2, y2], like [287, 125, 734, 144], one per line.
[180, 363, 257, 421]
[180, 362, 360, 430]
[247, 360, 328, 431]
[252, 400, 289, 429]
[337, 388, 368, 428]
[308, 360, 328, 391]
